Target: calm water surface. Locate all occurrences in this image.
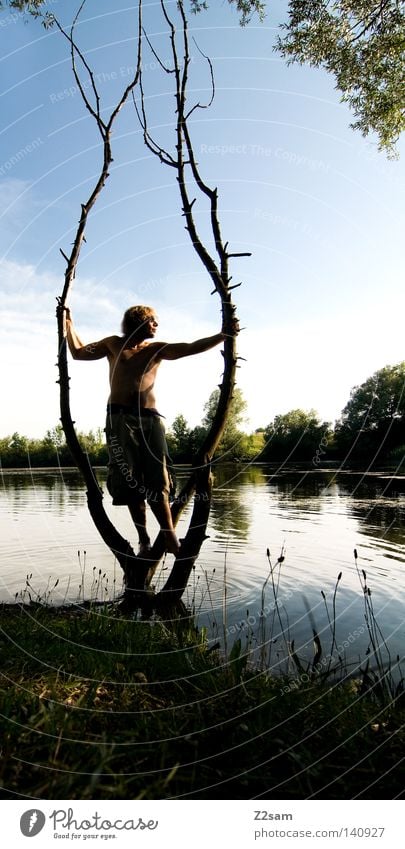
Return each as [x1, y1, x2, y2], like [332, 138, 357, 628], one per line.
[1, 465, 404, 667]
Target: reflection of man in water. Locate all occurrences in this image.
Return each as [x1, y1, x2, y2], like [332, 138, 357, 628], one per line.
[65, 305, 236, 556]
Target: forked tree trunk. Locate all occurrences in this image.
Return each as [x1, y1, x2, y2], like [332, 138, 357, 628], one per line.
[51, 0, 247, 608]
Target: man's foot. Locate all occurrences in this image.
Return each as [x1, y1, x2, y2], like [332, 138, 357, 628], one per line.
[138, 542, 152, 558]
[164, 530, 180, 556]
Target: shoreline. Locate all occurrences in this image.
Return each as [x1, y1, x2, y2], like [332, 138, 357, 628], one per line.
[1, 461, 405, 476]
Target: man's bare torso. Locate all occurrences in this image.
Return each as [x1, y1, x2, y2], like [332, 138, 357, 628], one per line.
[65, 308, 230, 412]
[106, 336, 162, 408]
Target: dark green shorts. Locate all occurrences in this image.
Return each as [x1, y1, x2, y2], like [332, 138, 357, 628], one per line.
[105, 412, 174, 505]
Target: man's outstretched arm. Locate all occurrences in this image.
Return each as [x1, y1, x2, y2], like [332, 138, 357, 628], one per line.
[156, 332, 224, 361]
[155, 319, 239, 361]
[64, 308, 112, 361]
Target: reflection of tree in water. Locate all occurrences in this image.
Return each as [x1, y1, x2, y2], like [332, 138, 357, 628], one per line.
[264, 468, 405, 547]
[210, 490, 250, 541]
[208, 464, 268, 541]
[267, 471, 338, 513]
[213, 463, 268, 489]
[336, 474, 405, 548]
[2, 471, 89, 516]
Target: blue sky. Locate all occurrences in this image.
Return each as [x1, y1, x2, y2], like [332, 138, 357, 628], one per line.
[1, 0, 404, 437]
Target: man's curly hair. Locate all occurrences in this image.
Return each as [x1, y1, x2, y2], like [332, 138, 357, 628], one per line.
[121, 305, 155, 338]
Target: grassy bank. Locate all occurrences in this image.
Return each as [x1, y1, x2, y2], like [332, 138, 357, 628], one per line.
[0, 601, 404, 800]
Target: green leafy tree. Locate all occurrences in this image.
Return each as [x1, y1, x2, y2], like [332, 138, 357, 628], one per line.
[0, 436, 15, 467]
[263, 409, 332, 461]
[43, 424, 66, 450]
[187, 425, 207, 458]
[203, 387, 248, 458]
[276, 0, 405, 156]
[34, 426, 64, 464]
[0, 426, 109, 467]
[0, 0, 43, 14]
[9, 432, 28, 453]
[190, 0, 265, 26]
[1, 432, 35, 466]
[6, 432, 34, 466]
[77, 428, 107, 464]
[335, 362, 405, 459]
[167, 414, 192, 461]
[171, 414, 190, 446]
[237, 428, 266, 460]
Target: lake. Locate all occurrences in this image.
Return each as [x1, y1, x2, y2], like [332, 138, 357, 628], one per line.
[1, 464, 404, 672]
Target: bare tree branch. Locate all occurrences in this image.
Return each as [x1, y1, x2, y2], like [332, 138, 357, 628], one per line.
[142, 25, 175, 74]
[135, 0, 248, 602]
[133, 82, 178, 167]
[54, 0, 146, 589]
[184, 36, 215, 120]
[51, 3, 105, 134]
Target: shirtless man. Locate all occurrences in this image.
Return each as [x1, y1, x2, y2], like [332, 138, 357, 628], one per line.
[64, 304, 235, 556]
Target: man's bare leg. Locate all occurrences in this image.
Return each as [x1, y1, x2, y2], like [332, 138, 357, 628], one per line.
[148, 495, 180, 555]
[128, 499, 151, 556]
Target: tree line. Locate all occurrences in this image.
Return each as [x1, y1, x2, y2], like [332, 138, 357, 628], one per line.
[1, 362, 404, 468]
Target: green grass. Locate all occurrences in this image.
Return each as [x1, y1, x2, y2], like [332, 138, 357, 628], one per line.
[0, 601, 404, 800]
